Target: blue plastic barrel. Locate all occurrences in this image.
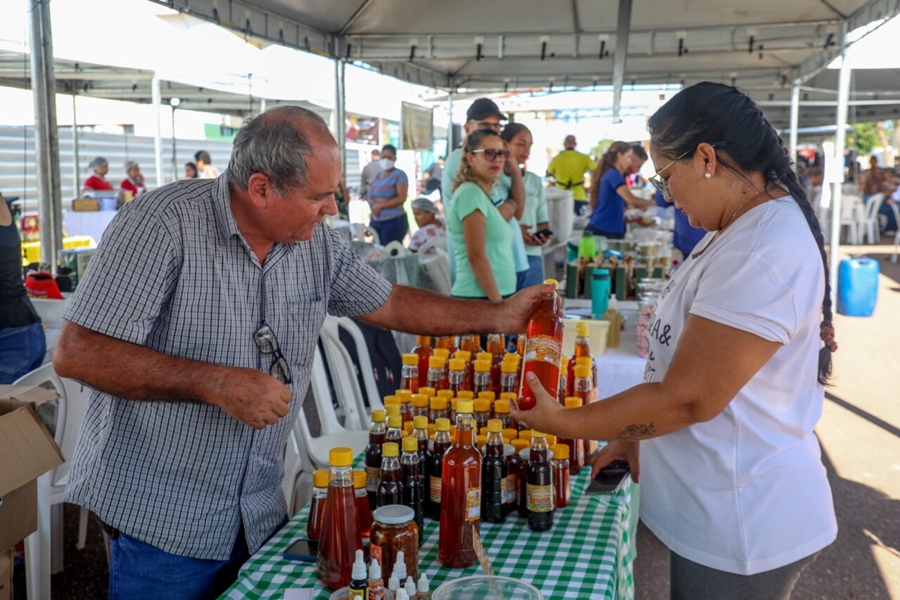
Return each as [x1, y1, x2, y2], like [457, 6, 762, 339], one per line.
[837, 257, 879, 317]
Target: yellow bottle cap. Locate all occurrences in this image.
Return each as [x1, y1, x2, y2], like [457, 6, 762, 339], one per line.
[502, 437, 512, 444]
[430, 397, 448, 410]
[457, 399, 474, 414]
[384, 395, 400, 406]
[329, 447, 354, 467]
[396, 389, 413, 402]
[551, 444, 569, 460]
[402, 353, 418, 365]
[402, 436, 418, 452]
[435, 417, 451, 431]
[449, 358, 466, 371]
[353, 469, 367, 488]
[476, 352, 493, 363]
[474, 399, 492, 413]
[519, 430, 533, 441]
[487, 419, 503, 433]
[574, 365, 592, 378]
[532, 431, 547, 438]
[564, 397, 584, 408]
[546, 434, 557, 446]
[382, 442, 399, 458]
[411, 394, 428, 408]
[502, 428, 519, 441]
[419, 386, 436, 398]
[501, 361, 518, 373]
[437, 389, 455, 400]
[476, 434, 488, 446]
[313, 468, 330, 488]
[413, 415, 428, 429]
[478, 391, 496, 402]
[473, 359, 491, 373]
[457, 391, 475, 400]
[544, 278, 559, 288]
[493, 399, 510, 414]
[403, 422, 414, 434]
[575, 357, 593, 366]
[454, 350, 472, 362]
[560, 356, 569, 368]
[386, 404, 401, 417]
[433, 348, 450, 359]
[511, 439, 529, 453]
[576, 322, 589, 336]
[500, 392, 517, 401]
[371, 409, 386, 423]
[387, 415, 402, 428]
[429, 356, 446, 369]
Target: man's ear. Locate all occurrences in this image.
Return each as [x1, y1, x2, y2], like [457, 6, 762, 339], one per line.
[246, 173, 271, 209]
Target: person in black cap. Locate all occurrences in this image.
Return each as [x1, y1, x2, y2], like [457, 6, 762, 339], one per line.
[440, 98, 530, 289]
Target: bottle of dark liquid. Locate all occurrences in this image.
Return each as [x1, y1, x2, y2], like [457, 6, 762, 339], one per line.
[412, 416, 429, 466]
[377, 442, 403, 509]
[507, 440, 527, 515]
[401, 353, 419, 394]
[513, 440, 530, 518]
[317, 447, 363, 589]
[400, 436, 425, 545]
[365, 409, 387, 507]
[525, 432, 554, 532]
[560, 397, 585, 475]
[550, 444, 570, 509]
[307, 468, 329, 542]
[519, 280, 564, 411]
[439, 400, 482, 568]
[386, 414, 403, 446]
[412, 336, 432, 388]
[481, 419, 507, 524]
[427, 417, 452, 520]
[428, 396, 449, 424]
[353, 469, 373, 538]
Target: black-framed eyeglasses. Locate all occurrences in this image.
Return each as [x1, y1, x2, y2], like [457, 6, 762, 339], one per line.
[474, 121, 502, 132]
[254, 321, 293, 384]
[649, 141, 726, 198]
[472, 148, 511, 162]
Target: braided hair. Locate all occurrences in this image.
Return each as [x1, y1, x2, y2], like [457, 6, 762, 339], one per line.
[451, 129, 501, 194]
[647, 82, 835, 384]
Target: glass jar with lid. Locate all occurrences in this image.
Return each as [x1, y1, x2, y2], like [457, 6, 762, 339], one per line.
[370, 505, 419, 585]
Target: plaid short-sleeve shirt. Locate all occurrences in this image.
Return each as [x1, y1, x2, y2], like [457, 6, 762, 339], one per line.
[63, 174, 392, 560]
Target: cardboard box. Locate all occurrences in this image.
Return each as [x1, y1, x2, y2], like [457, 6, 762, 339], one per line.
[71, 198, 99, 212]
[0, 385, 64, 554]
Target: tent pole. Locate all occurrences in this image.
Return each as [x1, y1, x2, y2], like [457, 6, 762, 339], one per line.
[152, 72, 164, 188]
[829, 21, 851, 312]
[611, 0, 633, 124]
[447, 85, 454, 151]
[789, 80, 800, 174]
[72, 92, 81, 195]
[334, 52, 346, 185]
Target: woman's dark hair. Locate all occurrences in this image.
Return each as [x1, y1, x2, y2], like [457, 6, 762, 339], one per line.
[452, 129, 501, 193]
[500, 122, 530, 143]
[381, 144, 397, 156]
[185, 162, 198, 178]
[588, 141, 631, 209]
[648, 81, 834, 384]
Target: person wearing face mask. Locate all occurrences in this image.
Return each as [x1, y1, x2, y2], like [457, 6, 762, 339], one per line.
[368, 144, 410, 245]
[586, 141, 653, 239]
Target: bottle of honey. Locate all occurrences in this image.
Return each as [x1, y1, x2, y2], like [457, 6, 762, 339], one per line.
[434, 336, 457, 355]
[400, 436, 425, 544]
[427, 417, 452, 520]
[454, 350, 474, 391]
[499, 360, 518, 396]
[525, 433, 554, 532]
[472, 359, 492, 396]
[485, 334, 505, 394]
[560, 397, 585, 475]
[550, 444, 570, 509]
[411, 336, 432, 388]
[377, 442, 403, 508]
[412, 416, 429, 465]
[307, 468, 329, 542]
[459, 334, 483, 355]
[386, 415, 403, 446]
[365, 409, 387, 508]
[401, 353, 419, 394]
[317, 447, 363, 589]
[353, 469, 373, 538]
[472, 398, 492, 431]
[447, 358, 466, 395]
[396, 389, 413, 424]
[426, 356, 448, 391]
[481, 419, 507, 524]
[519, 280, 564, 410]
[439, 400, 482, 568]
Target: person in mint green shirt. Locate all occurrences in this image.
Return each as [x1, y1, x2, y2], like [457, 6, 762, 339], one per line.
[502, 123, 551, 288]
[447, 129, 518, 300]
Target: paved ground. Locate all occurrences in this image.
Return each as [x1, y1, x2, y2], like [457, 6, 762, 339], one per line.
[13, 240, 900, 599]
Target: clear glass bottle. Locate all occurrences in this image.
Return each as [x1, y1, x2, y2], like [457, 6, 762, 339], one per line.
[365, 409, 387, 508]
[481, 419, 507, 524]
[427, 417, 452, 520]
[401, 353, 419, 394]
[317, 447, 362, 590]
[438, 400, 482, 568]
[400, 436, 425, 544]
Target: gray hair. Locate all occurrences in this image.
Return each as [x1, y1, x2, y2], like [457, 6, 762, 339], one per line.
[124, 160, 138, 171]
[89, 156, 107, 169]
[227, 105, 330, 197]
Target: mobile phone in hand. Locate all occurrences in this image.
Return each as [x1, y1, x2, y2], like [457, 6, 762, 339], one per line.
[283, 538, 318, 562]
[585, 460, 631, 495]
[534, 228, 554, 239]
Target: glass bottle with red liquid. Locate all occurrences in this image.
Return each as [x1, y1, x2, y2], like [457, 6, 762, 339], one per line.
[427, 417, 452, 520]
[459, 334, 483, 355]
[400, 353, 419, 394]
[560, 397, 585, 475]
[573, 365, 598, 457]
[518, 279, 564, 411]
[365, 409, 387, 507]
[485, 334, 505, 394]
[411, 336, 432, 388]
[426, 356, 448, 391]
[439, 400, 482, 568]
[353, 469, 373, 537]
[307, 468, 329, 543]
[317, 447, 362, 590]
[454, 350, 474, 391]
[550, 444, 570, 509]
[567, 322, 597, 395]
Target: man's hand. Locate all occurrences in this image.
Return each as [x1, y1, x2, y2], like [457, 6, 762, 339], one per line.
[521, 225, 542, 246]
[206, 367, 292, 429]
[589, 440, 641, 483]
[499, 282, 563, 333]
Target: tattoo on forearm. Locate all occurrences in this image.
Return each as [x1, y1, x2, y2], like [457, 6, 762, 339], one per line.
[616, 423, 656, 440]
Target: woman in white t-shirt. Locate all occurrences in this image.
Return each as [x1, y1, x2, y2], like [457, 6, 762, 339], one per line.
[510, 82, 837, 599]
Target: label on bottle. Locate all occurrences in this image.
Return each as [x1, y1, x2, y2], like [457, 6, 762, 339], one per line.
[466, 487, 482, 521]
[500, 476, 510, 504]
[370, 543, 383, 568]
[349, 587, 366, 599]
[527, 483, 553, 513]
[430, 475, 442, 503]
[366, 466, 381, 493]
[368, 582, 385, 600]
[503, 475, 515, 504]
[524, 334, 561, 365]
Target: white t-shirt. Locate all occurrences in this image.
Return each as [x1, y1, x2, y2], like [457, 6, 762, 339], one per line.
[639, 195, 837, 575]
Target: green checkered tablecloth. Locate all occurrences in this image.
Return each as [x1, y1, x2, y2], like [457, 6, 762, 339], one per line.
[222, 462, 637, 600]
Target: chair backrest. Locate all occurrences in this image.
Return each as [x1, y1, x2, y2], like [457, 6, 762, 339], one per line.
[865, 193, 886, 220]
[318, 323, 369, 430]
[841, 195, 863, 220]
[322, 316, 386, 414]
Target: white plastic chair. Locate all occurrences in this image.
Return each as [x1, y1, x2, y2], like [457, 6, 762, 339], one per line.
[889, 202, 900, 263]
[318, 323, 370, 431]
[861, 193, 886, 244]
[840, 195, 863, 245]
[320, 316, 385, 418]
[14, 363, 92, 597]
[282, 424, 313, 516]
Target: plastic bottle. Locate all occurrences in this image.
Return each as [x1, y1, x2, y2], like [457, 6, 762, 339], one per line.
[434, 336, 457, 355]
[500, 360, 518, 396]
[405, 577, 418, 600]
[510, 439, 530, 517]
[410, 394, 429, 420]
[472, 398, 491, 431]
[459, 334, 483, 355]
[525, 433, 554, 532]
[428, 396, 449, 424]
[573, 365, 597, 457]
[353, 469, 373, 538]
[396, 389, 413, 424]
[502, 443, 518, 515]
[560, 397, 585, 475]
[416, 573, 431, 599]
[400, 436, 425, 543]
[377, 442, 403, 509]
[388, 574, 401, 595]
[418, 386, 436, 399]
[439, 399, 482, 568]
[307, 468, 329, 542]
[485, 334, 505, 394]
[447, 358, 467, 395]
[494, 395, 514, 430]
[569, 322, 597, 390]
[559, 356, 570, 402]
[454, 350, 474, 390]
[401, 353, 420, 394]
[427, 417, 452, 520]
[393, 550, 409, 587]
[317, 447, 363, 590]
[472, 359, 492, 396]
[412, 336, 432, 388]
[519, 279, 564, 410]
[604, 296, 622, 349]
[426, 356, 448, 391]
[412, 416, 429, 465]
[365, 409, 387, 508]
[349, 549, 368, 599]
[551, 444, 571, 509]
[368, 558, 385, 600]
[481, 419, 507, 524]
[386, 414, 403, 446]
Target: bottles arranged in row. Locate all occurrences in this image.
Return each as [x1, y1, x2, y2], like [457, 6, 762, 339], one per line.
[347, 547, 431, 600]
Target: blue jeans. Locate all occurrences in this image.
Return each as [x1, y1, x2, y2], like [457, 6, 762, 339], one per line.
[0, 322, 46, 384]
[370, 214, 409, 245]
[109, 528, 250, 600]
[519, 255, 545, 289]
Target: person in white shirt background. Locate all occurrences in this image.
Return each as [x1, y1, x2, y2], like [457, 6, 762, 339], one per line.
[511, 81, 838, 600]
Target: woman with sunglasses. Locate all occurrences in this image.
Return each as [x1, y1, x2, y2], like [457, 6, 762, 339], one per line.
[510, 82, 836, 599]
[586, 141, 653, 239]
[447, 129, 518, 301]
